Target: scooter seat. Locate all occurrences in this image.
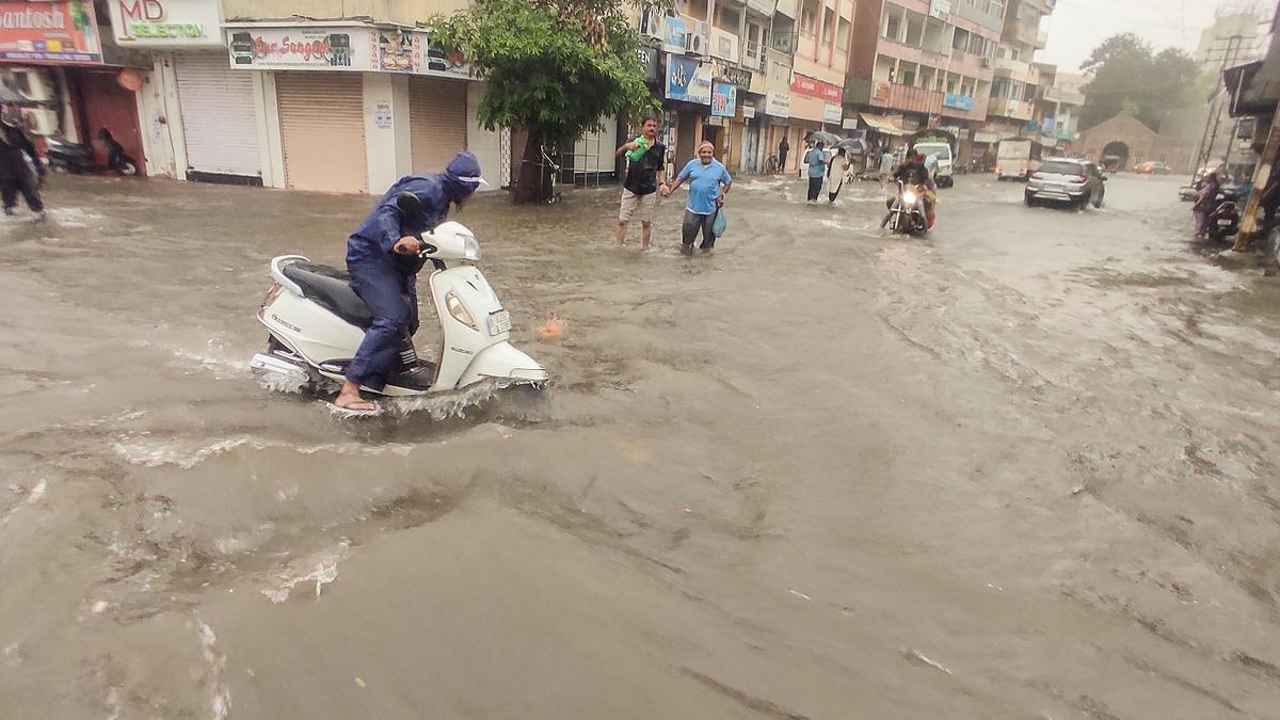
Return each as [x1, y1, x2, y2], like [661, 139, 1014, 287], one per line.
[281, 262, 373, 329]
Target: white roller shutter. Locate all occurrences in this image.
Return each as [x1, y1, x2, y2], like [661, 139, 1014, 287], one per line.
[408, 76, 467, 174]
[574, 117, 618, 175]
[175, 51, 261, 180]
[276, 72, 366, 194]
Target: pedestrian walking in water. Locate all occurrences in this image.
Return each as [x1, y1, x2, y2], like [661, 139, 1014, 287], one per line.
[827, 147, 850, 204]
[777, 135, 790, 175]
[805, 141, 827, 203]
[799, 137, 811, 179]
[664, 141, 732, 255]
[0, 104, 45, 221]
[1192, 171, 1220, 240]
[614, 116, 667, 251]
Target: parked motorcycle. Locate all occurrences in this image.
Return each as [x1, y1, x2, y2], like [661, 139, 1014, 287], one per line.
[882, 180, 930, 236]
[1206, 188, 1241, 242]
[45, 136, 138, 176]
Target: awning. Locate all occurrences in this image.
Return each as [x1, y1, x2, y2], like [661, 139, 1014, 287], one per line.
[1224, 60, 1267, 117]
[860, 113, 907, 136]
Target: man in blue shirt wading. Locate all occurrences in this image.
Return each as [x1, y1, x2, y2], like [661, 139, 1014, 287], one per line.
[805, 141, 827, 203]
[335, 151, 486, 411]
[664, 141, 733, 255]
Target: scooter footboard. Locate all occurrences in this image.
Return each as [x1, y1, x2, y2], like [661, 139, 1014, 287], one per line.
[458, 342, 548, 387]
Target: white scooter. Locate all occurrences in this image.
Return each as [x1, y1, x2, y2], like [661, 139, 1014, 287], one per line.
[250, 218, 547, 398]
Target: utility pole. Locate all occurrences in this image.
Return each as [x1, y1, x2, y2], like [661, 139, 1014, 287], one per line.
[1193, 35, 1244, 176]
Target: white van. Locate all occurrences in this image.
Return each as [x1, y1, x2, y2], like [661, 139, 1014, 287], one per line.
[914, 142, 954, 187]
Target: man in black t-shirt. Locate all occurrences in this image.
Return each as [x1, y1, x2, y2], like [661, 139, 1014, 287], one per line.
[615, 117, 668, 250]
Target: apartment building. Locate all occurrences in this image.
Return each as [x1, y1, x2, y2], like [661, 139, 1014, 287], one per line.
[1032, 65, 1084, 150]
[843, 0, 1005, 165]
[982, 0, 1053, 147]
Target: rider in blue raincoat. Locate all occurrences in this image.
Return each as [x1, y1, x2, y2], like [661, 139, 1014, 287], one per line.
[335, 151, 486, 410]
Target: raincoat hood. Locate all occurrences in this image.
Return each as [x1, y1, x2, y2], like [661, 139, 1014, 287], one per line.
[441, 151, 486, 202]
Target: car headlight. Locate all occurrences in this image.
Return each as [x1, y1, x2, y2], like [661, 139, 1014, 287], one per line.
[903, 191, 918, 204]
[463, 235, 481, 261]
[445, 291, 478, 331]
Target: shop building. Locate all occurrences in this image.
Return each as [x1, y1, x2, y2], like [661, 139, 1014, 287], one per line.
[790, 0, 852, 137]
[1, 0, 151, 173]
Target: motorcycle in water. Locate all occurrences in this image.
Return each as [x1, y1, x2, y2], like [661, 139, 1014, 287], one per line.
[250, 207, 547, 400]
[882, 180, 930, 236]
[45, 136, 139, 176]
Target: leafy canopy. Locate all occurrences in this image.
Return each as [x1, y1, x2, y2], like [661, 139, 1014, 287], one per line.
[1079, 33, 1202, 132]
[430, 0, 660, 146]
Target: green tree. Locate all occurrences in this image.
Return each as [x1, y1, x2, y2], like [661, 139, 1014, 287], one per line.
[1079, 34, 1202, 132]
[431, 0, 659, 203]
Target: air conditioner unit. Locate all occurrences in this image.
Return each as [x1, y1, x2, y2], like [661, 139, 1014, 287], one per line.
[11, 68, 54, 103]
[686, 21, 709, 57]
[20, 107, 58, 136]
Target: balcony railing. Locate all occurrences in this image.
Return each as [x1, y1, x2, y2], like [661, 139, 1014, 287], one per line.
[988, 96, 1034, 121]
[1041, 86, 1085, 106]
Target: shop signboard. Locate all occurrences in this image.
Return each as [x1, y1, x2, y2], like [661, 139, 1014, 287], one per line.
[666, 54, 712, 105]
[764, 90, 790, 117]
[791, 73, 842, 104]
[743, 104, 756, 119]
[715, 63, 752, 89]
[823, 103, 841, 124]
[226, 25, 468, 78]
[108, 0, 223, 46]
[711, 81, 737, 117]
[0, 1, 102, 63]
[662, 15, 686, 54]
[638, 41, 660, 83]
[375, 28, 470, 79]
[943, 93, 974, 111]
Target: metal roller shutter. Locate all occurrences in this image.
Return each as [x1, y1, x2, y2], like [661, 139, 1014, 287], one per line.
[408, 76, 467, 174]
[276, 72, 366, 193]
[175, 51, 261, 180]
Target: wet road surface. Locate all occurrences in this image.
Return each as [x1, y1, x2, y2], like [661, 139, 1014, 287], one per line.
[3, 172, 1280, 719]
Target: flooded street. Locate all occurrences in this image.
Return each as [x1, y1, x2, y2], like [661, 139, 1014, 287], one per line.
[5, 171, 1280, 719]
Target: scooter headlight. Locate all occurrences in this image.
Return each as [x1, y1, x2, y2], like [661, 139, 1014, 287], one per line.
[903, 191, 918, 204]
[463, 235, 481, 262]
[445, 291, 478, 331]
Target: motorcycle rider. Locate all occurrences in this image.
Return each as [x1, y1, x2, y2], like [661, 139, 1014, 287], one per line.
[335, 151, 487, 411]
[893, 150, 936, 228]
[0, 104, 45, 220]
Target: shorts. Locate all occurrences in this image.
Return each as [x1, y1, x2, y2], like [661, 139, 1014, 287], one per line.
[619, 189, 658, 224]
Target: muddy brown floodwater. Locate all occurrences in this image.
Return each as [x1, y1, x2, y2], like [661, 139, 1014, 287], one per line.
[3, 172, 1280, 719]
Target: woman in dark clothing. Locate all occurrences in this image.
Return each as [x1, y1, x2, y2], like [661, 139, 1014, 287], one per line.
[98, 128, 137, 175]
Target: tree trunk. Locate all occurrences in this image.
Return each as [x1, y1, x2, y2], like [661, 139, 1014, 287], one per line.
[514, 128, 553, 204]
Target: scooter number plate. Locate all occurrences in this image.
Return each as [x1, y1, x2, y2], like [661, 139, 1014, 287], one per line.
[1217, 219, 1233, 226]
[487, 309, 512, 336]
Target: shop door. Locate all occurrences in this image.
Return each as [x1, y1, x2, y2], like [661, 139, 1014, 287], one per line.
[275, 72, 366, 193]
[408, 76, 467, 174]
[676, 112, 696, 168]
[74, 70, 145, 174]
[175, 51, 261, 182]
[744, 125, 759, 174]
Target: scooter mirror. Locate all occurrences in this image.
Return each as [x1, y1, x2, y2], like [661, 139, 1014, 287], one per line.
[395, 191, 423, 216]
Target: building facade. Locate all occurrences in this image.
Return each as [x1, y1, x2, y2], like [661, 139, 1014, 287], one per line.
[842, 0, 1005, 166]
[980, 0, 1053, 155]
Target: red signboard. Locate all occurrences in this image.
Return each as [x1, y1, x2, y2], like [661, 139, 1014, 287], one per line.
[0, 1, 103, 64]
[790, 73, 843, 103]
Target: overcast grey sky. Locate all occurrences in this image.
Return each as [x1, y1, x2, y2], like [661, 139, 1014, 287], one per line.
[1038, 0, 1270, 72]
